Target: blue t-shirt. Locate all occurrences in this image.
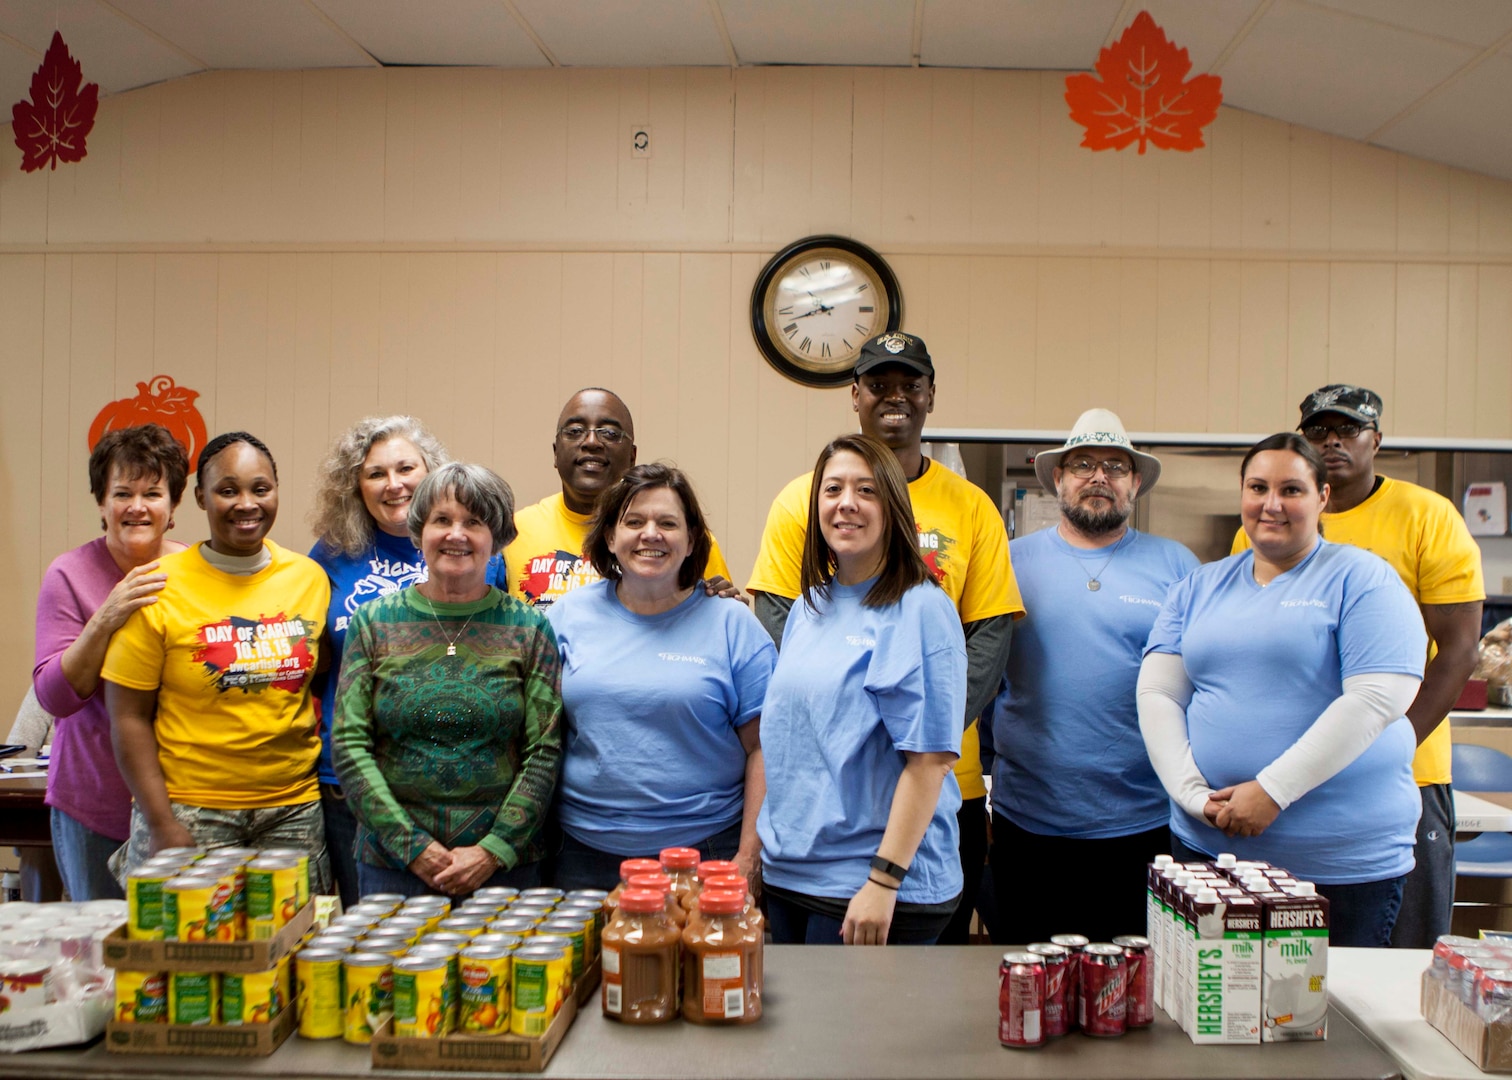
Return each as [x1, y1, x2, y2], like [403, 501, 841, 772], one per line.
[1144, 540, 1427, 884]
[309, 530, 506, 784]
[546, 581, 775, 853]
[991, 527, 1197, 838]
[758, 579, 966, 905]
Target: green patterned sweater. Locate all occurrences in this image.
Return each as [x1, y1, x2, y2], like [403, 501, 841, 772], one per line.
[332, 586, 562, 871]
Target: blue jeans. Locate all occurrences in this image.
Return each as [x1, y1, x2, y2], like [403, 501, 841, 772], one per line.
[357, 859, 542, 900]
[50, 807, 124, 901]
[320, 784, 361, 910]
[550, 820, 744, 892]
[1168, 834, 1405, 947]
[764, 889, 954, 946]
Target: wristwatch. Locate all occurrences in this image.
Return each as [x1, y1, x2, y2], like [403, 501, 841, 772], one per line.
[869, 855, 909, 882]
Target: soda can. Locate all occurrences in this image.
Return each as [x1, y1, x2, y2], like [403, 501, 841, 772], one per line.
[223, 967, 280, 1024]
[163, 875, 233, 942]
[458, 944, 513, 1034]
[1049, 934, 1089, 1031]
[510, 943, 569, 1037]
[259, 847, 310, 909]
[295, 948, 346, 1039]
[1112, 935, 1153, 1028]
[113, 970, 167, 1023]
[168, 971, 220, 1025]
[1078, 943, 1128, 1037]
[126, 864, 175, 940]
[245, 856, 301, 940]
[999, 952, 1046, 1048]
[393, 953, 453, 1038]
[1025, 943, 1072, 1037]
[342, 952, 393, 1045]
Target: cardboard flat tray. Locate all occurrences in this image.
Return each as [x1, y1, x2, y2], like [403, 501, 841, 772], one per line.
[102, 901, 314, 973]
[105, 1001, 295, 1057]
[1421, 969, 1512, 1071]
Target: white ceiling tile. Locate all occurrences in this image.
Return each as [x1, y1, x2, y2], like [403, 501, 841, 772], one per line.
[721, 0, 914, 65]
[513, 0, 727, 66]
[0, 0, 200, 94]
[1104, 0, 1262, 74]
[1373, 50, 1512, 180]
[1312, 0, 1512, 49]
[1218, 0, 1475, 139]
[109, 0, 374, 69]
[921, 0, 1123, 70]
[313, 0, 548, 67]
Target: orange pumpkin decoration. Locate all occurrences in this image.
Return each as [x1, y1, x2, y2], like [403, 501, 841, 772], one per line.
[88, 375, 207, 472]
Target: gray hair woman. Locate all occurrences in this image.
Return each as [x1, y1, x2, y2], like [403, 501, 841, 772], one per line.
[308, 419, 505, 904]
[332, 464, 563, 898]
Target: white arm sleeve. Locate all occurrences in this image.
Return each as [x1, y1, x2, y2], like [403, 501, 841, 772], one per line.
[1136, 652, 1213, 822]
[1254, 672, 1421, 810]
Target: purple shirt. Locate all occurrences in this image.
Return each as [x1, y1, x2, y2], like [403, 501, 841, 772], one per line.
[32, 538, 135, 840]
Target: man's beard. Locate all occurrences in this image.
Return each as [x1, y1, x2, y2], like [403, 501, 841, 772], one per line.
[1060, 489, 1131, 537]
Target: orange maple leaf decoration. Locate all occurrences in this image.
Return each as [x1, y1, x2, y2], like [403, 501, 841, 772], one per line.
[1065, 12, 1222, 154]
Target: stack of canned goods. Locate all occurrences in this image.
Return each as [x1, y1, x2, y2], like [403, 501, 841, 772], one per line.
[293, 885, 607, 1044]
[1429, 935, 1512, 1022]
[999, 934, 1153, 1048]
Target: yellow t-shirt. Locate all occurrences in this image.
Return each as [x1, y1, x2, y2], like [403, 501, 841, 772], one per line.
[102, 541, 330, 809]
[503, 492, 732, 609]
[748, 461, 1026, 800]
[1232, 475, 1485, 785]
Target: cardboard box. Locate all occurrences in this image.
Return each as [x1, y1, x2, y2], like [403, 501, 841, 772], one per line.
[102, 901, 314, 973]
[1421, 970, 1512, 1072]
[371, 984, 577, 1073]
[105, 1000, 295, 1057]
[0, 993, 111, 1053]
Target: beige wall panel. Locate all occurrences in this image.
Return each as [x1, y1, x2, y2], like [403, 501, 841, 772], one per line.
[333, 70, 389, 242]
[118, 84, 165, 240]
[1445, 266, 1478, 431]
[1393, 265, 1449, 436]
[810, 68, 857, 234]
[681, 69, 734, 240]
[447, 252, 502, 467]
[261, 254, 300, 518]
[376, 254, 413, 417]
[635, 253, 682, 483]
[1449, 169, 1480, 255]
[1240, 113, 1289, 250]
[1286, 263, 1330, 425]
[1207, 261, 1242, 432]
[500, 71, 568, 241]
[1327, 263, 1396, 399]
[291, 71, 347, 242]
[1475, 267, 1512, 438]
[1115, 146, 1159, 249]
[495, 254, 560, 510]
[1037, 71, 1095, 247]
[47, 96, 124, 245]
[1206, 107, 1243, 250]
[0, 141, 48, 244]
[1156, 137, 1211, 249]
[918, 257, 972, 427]
[1397, 157, 1450, 255]
[565, 70, 622, 242]
[609, 253, 646, 406]
[882, 69, 933, 245]
[213, 255, 272, 447]
[455, 71, 507, 242]
[616, 71, 652, 217]
[970, 72, 1038, 244]
[1287, 126, 1331, 252]
[1329, 140, 1396, 252]
[0, 257, 45, 696]
[847, 69, 886, 242]
[724, 252, 765, 585]
[675, 253, 733, 538]
[1238, 262, 1290, 431]
[928, 70, 974, 244]
[327, 253, 384, 426]
[756, 69, 820, 244]
[1117, 260, 1159, 430]
[731, 68, 767, 244]
[40, 256, 73, 563]
[219, 71, 276, 241]
[558, 252, 617, 398]
[1032, 258, 1093, 427]
[965, 257, 1036, 429]
[1479, 177, 1512, 256]
[1154, 260, 1210, 431]
[283, 255, 334, 545]
[410, 71, 471, 241]
[151, 257, 220, 447]
[1086, 142, 1122, 249]
[752, 328, 811, 564]
[158, 81, 226, 244]
[268, 74, 307, 241]
[114, 255, 156, 385]
[1084, 260, 1124, 428]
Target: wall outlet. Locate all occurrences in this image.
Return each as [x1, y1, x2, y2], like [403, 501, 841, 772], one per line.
[630, 125, 651, 158]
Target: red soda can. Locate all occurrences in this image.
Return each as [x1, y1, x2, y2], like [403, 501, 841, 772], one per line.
[1078, 943, 1128, 1037]
[1025, 943, 1071, 1037]
[1112, 935, 1152, 1028]
[999, 952, 1047, 1048]
[1049, 934, 1089, 1031]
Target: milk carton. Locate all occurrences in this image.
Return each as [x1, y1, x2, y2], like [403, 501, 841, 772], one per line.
[1261, 883, 1328, 1042]
[1147, 856, 1173, 1013]
[1187, 889, 1262, 1044]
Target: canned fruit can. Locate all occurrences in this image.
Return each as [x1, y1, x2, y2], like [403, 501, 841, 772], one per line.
[999, 952, 1047, 1048]
[458, 945, 512, 1034]
[1078, 943, 1128, 1037]
[295, 948, 346, 1039]
[1112, 935, 1153, 1028]
[510, 944, 569, 1037]
[168, 971, 220, 1026]
[488, 915, 538, 937]
[342, 952, 394, 1045]
[113, 970, 167, 1023]
[126, 865, 174, 940]
[223, 968, 280, 1025]
[392, 955, 453, 1038]
[163, 875, 234, 942]
[245, 857, 301, 940]
[538, 918, 588, 981]
[259, 848, 310, 908]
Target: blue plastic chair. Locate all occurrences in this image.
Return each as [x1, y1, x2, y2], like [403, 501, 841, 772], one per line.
[1453, 743, 1512, 877]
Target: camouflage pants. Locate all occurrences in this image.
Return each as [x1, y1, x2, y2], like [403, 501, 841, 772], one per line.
[111, 799, 332, 897]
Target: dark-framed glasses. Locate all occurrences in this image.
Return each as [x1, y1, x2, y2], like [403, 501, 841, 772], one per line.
[1302, 422, 1373, 441]
[1063, 457, 1132, 478]
[557, 424, 630, 445]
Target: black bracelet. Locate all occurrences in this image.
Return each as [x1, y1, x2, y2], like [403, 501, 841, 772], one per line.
[867, 875, 900, 891]
[869, 854, 909, 882]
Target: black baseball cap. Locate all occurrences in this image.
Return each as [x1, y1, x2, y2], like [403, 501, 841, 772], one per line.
[1298, 384, 1383, 428]
[855, 331, 933, 379]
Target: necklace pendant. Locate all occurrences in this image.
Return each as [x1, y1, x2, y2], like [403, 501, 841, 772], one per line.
[446, 644, 457, 656]
[1087, 579, 1101, 592]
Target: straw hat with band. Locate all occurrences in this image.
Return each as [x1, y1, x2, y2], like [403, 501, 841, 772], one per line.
[1033, 408, 1162, 495]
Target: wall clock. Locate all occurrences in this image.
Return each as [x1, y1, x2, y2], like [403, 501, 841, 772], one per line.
[749, 235, 902, 388]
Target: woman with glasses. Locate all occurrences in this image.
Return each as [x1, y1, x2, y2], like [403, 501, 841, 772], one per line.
[1138, 433, 1425, 947]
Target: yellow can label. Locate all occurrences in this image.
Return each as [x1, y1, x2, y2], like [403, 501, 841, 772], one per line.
[509, 953, 569, 1037]
[343, 962, 393, 1045]
[458, 954, 511, 1034]
[126, 872, 171, 940]
[246, 862, 301, 939]
[167, 971, 220, 1025]
[295, 954, 345, 1039]
[163, 880, 235, 942]
[113, 970, 167, 1023]
[222, 968, 279, 1025]
[392, 963, 453, 1038]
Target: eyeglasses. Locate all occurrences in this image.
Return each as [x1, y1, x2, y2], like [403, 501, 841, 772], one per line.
[557, 424, 630, 445]
[1302, 422, 1374, 441]
[1062, 457, 1132, 478]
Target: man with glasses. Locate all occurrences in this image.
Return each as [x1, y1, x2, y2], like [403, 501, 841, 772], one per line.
[504, 387, 734, 608]
[987, 408, 1197, 943]
[1233, 384, 1484, 947]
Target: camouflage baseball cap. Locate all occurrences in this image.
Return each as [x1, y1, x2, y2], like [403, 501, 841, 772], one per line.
[1298, 384, 1383, 428]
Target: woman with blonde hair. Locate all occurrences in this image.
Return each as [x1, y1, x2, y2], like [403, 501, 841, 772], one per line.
[308, 416, 505, 904]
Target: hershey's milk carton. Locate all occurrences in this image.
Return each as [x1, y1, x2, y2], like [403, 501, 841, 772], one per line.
[1187, 889, 1262, 1044]
[1261, 883, 1328, 1041]
[1147, 856, 1173, 1013]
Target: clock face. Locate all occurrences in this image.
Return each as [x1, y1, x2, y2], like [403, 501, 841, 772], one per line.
[751, 236, 902, 387]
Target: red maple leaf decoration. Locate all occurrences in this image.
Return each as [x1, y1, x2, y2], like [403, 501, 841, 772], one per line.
[12, 31, 99, 173]
[1064, 12, 1222, 154]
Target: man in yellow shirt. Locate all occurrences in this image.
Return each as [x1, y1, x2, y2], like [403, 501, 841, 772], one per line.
[1235, 384, 1483, 947]
[505, 387, 734, 608]
[749, 331, 1024, 944]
